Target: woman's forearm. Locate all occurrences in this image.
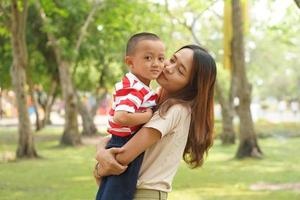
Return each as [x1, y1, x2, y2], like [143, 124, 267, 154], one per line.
[115, 127, 161, 165]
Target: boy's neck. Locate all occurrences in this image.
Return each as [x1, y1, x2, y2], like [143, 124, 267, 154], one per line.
[131, 73, 150, 86]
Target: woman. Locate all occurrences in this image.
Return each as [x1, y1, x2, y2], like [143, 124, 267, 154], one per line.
[94, 44, 217, 200]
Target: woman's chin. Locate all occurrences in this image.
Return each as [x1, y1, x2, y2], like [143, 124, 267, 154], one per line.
[156, 77, 164, 85]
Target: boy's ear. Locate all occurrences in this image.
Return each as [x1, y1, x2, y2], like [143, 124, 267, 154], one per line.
[125, 56, 134, 69]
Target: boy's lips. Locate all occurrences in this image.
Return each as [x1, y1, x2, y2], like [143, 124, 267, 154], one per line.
[150, 69, 161, 74]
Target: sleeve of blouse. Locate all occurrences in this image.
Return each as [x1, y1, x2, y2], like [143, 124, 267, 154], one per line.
[143, 105, 183, 137]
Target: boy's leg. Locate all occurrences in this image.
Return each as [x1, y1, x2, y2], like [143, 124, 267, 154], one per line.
[95, 136, 122, 200]
[95, 176, 107, 200]
[96, 134, 144, 200]
[99, 152, 144, 200]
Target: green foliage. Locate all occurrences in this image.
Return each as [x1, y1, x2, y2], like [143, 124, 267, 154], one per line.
[214, 120, 300, 140]
[1, 0, 299, 102]
[0, 1, 12, 89]
[247, 1, 300, 101]
[0, 33, 12, 89]
[216, 62, 231, 97]
[255, 120, 300, 138]
[25, 4, 58, 92]
[72, 0, 171, 91]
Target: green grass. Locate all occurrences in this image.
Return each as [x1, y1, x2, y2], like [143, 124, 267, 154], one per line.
[0, 127, 300, 200]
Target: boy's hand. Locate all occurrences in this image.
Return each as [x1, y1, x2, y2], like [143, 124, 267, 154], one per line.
[144, 108, 153, 121]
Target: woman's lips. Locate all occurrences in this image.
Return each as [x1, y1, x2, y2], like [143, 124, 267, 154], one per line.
[160, 72, 168, 81]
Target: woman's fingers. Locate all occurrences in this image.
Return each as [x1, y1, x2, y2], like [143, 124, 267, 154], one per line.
[95, 147, 123, 162]
[109, 147, 125, 154]
[106, 150, 127, 175]
[95, 146, 127, 176]
[111, 164, 127, 175]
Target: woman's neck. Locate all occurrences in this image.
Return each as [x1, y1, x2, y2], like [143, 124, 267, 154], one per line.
[157, 88, 170, 104]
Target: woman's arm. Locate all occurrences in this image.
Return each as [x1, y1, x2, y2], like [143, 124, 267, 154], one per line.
[115, 127, 161, 165]
[115, 104, 182, 165]
[95, 104, 180, 174]
[94, 128, 161, 177]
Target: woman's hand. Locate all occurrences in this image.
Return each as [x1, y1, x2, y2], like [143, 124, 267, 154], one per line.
[95, 147, 128, 176]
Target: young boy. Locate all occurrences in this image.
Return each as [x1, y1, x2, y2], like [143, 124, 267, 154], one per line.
[95, 32, 165, 200]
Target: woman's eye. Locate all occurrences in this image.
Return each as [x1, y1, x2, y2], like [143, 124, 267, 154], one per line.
[170, 58, 175, 63]
[177, 67, 184, 75]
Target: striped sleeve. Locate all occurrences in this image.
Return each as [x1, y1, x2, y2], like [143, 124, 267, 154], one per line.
[114, 88, 144, 113]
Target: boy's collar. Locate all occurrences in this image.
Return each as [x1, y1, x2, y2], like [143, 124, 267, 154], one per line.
[126, 72, 151, 89]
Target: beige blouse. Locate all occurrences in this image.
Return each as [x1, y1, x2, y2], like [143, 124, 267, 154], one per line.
[136, 104, 191, 192]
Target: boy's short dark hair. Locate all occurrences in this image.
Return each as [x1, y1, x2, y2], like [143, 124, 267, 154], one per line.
[126, 32, 160, 56]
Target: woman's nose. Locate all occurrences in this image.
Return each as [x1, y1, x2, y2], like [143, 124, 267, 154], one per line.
[163, 64, 175, 74]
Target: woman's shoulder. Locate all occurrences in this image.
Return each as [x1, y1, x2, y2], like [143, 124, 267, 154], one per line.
[161, 104, 191, 124]
[168, 103, 191, 115]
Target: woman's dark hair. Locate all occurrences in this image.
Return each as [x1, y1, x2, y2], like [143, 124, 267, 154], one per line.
[159, 44, 217, 168]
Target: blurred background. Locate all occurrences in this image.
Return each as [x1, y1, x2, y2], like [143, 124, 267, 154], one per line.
[0, 0, 299, 199]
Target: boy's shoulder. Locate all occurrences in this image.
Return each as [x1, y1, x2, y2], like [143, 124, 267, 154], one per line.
[116, 73, 152, 92]
[115, 74, 142, 90]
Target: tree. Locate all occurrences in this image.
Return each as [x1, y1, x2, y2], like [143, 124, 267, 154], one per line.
[165, 0, 236, 144]
[35, 0, 103, 144]
[215, 80, 235, 144]
[246, 1, 300, 103]
[9, 0, 38, 158]
[25, 5, 59, 129]
[231, 0, 262, 158]
[35, 1, 83, 145]
[295, 0, 300, 8]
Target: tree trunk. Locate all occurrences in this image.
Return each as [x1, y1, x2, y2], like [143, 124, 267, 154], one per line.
[295, 0, 300, 9]
[42, 79, 58, 126]
[77, 95, 97, 136]
[10, 0, 38, 158]
[58, 60, 81, 145]
[36, 2, 81, 145]
[231, 0, 262, 158]
[215, 80, 235, 144]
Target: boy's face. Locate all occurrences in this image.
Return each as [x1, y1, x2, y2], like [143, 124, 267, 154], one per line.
[126, 40, 165, 86]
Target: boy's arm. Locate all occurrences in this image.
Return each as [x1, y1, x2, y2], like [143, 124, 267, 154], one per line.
[113, 108, 153, 127]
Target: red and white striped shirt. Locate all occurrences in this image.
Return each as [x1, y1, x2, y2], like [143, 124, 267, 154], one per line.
[108, 72, 158, 137]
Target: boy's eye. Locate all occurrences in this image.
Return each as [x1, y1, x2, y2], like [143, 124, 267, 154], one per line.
[145, 56, 152, 61]
[159, 57, 165, 62]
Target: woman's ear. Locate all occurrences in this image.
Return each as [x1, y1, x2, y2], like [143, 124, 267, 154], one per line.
[125, 56, 134, 69]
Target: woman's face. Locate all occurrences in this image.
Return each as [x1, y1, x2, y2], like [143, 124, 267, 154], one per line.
[157, 48, 194, 93]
